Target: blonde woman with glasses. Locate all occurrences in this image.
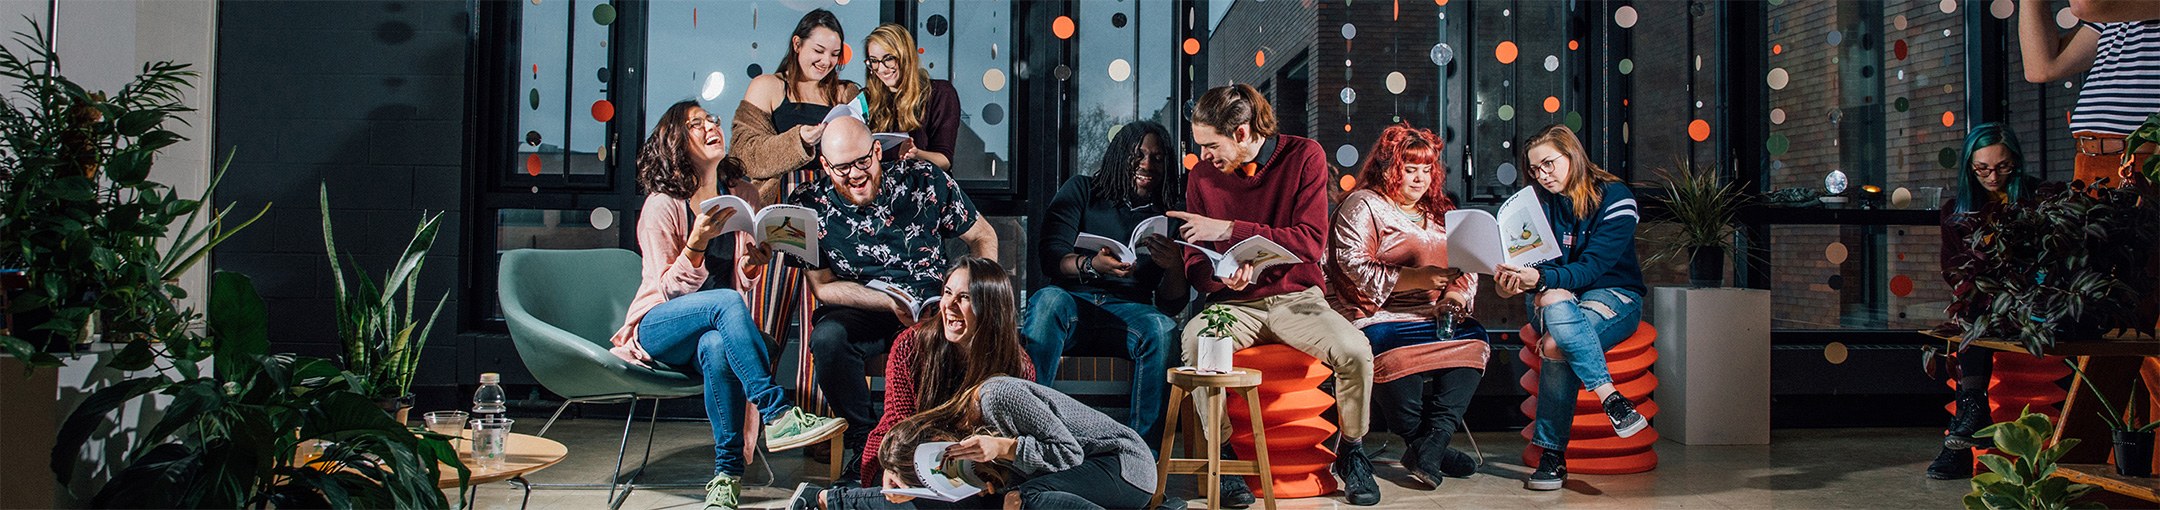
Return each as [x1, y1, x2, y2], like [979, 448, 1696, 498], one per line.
[861, 24, 961, 170]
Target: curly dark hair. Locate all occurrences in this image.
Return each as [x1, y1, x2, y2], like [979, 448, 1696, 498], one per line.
[1091, 120, 1172, 204]
[636, 100, 741, 199]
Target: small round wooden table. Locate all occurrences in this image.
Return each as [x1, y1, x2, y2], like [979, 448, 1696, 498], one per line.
[446, 432, 567, 509]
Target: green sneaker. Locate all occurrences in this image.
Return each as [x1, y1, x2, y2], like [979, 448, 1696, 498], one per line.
[703, 472, 740, 510]
[765, 406, 848, 452]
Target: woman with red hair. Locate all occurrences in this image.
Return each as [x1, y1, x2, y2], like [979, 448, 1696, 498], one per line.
[1325, 123, 1487, 489]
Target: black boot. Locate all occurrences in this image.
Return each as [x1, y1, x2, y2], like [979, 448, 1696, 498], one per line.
[1525, 448, 1567, 491]
[1437, 446, 1479, 478]
[1334, 438, 1381, 505]
[1401, 434, 1446, 488]
[1217, 449, 1255, 508]
[1944, 388, 1994, 450]
[1927, 447, 1973, 480]
[832, 448, 863, 489]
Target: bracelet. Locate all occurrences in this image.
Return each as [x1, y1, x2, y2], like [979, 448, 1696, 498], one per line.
[687, 245, 706, 253]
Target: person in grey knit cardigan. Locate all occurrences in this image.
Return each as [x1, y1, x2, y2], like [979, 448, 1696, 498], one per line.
[788, 376, 1178, 510]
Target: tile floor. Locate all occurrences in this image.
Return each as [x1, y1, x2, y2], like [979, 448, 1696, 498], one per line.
[454, 419, 1994, 509]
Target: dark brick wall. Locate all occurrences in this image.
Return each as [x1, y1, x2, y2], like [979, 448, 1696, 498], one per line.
[212, 1, 472, 387]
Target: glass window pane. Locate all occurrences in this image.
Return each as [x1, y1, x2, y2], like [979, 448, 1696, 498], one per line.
[642, 0, 882, 149]
[924, 0, 1012, 183]
[518, 0, 613, 179]
[1769, 224, 1952, 330]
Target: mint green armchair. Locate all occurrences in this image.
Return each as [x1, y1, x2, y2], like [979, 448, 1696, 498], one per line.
[497, 248, 701, 507]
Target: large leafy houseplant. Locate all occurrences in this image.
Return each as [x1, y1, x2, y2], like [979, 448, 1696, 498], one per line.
[1639, 160, 1749, 287]
[320, 184, 446, 405]
[0, 19, 263, 367]
[53, 272, 468, 509]
[1963, 408, 2102, 510]
[2120, 113, 2160, 184]
[1954, 180, 2160, 355]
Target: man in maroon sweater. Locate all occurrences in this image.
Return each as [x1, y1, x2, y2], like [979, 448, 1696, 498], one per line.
[1168, 84, 1380, 507]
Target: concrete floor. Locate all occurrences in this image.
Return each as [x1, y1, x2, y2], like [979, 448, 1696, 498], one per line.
[452, 419, 1991, 509]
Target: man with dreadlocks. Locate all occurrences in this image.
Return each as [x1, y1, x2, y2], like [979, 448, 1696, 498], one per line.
[1020, 120, 1187, 442]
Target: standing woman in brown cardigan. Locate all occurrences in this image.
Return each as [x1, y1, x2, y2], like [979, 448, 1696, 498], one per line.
[729, 9, 861, 390]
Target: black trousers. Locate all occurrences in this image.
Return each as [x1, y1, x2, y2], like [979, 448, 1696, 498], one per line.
[809, 304, 906, 450]
[1371, 367, 1482, 447]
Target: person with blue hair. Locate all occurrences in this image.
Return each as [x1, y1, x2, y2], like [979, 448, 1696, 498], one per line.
[1928, 122, 2045, 481]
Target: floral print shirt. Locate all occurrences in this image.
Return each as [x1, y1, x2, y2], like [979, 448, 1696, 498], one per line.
[787, 158, 980, 298]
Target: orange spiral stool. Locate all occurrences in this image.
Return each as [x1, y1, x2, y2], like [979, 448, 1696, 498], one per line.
[1943, 351, 2071, 472]
[1225, 344, 1340, 499]
[1516, 323, 1662, 475]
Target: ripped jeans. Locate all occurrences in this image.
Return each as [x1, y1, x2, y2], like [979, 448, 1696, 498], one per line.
[1526, 287, 1642, 451]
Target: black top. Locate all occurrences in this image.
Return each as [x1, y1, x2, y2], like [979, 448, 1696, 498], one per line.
[1037, 175, 1180, 310]
[772, 99, 828, 134]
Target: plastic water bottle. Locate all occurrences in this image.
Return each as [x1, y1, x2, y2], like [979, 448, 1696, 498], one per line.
[473, 373, 507, 418]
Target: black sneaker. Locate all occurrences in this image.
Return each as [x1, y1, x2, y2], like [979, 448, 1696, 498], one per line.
[1401, 435, 1444, 488]
[1153, 496, 1189, 510]
[1525, 448, 1567, 491]
[785, 482, 822, 510]
[1218, 448, 1256, 508]
[1334, 439, 1381, 506]
[1602, 393, 1648, 438]
[1944, 389, 1995, 450]
[1926, 447, 1973, 480]
[1438, 446, 1479, 478]
[832, 448, 863, 489]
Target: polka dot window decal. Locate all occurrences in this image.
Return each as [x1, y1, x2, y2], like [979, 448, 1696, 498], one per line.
[1340, 87, 1357, 104]
[1497, 163, 1518, 185]
[1254, 50, 1267, 67]
[526, 130, 542, 146]
[1342, 23, 1357, 40]
[1826, 242, 1848, 264]
[1894, 39, 1908, 60]
[1767, 68, 1790, 89]
[1895, 97, 1910, 112]
[841, 43, 852, 65]
[1495, 41, 1519, 64]
[982, 103, 1004, 125]
[1771, 108, 1787, 124]
[1108, 59, 1131, 82]
[1890, 275, 1915, 297]
[1940, 0, 1957, 14]
[1336, 145, 1360, 167]
[591, 207, 614, 230]
[1183, 154, 1198, 170]
[591, 100, 614, 122]
[1773, 44, 1783, 55]
[1498, 105, 1515, 121]
[1618, 58, 1634, 74]
[526, 154, 543, 176]
[1544, 55, 1559, 72]
[1894, 14, 1909, 30]
[1386, 72, 1407, 94]
[700, 71, 726, 102]
[1052, 16, 1075, 39]
[2057, 8, 2079, 29]
[1184, 38, 1200, 55]
[1688, 119, 1710, 142]
[529, 89, 540, 110]
[1992, 0, 2015, 18]
[1564, 111, 1584, 132]
[1569, 40, 1580, 50]
[1824, 342, 1849, 364]
[1614, 5, 1638, 28]
[1111, 12, 1126, 28]
[982, 69, 1006, 92]
[1939, 147, 1959, 169]
[1543, 96, 1560, 113]
[1942, 111, 1956, 127]
[1767, 134, 1791, 156]
[1430, 43, 1454, 66]
[592, 3, 616, 24]
[1340, 175, 1357, 191]
[1828, 30, 1843, 46]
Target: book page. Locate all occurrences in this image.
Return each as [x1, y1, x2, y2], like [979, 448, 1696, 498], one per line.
[754, 205, 820, 260]
[698, 195, 759, 235]
[1073, 233, 1134, 264]
[1443, 209, 1504, 275]
[885, 441, 981, 502]
[1497, 187, 1563, 267]
[1217, 236, 1304, 280]
[1128, 215, 1172, 258]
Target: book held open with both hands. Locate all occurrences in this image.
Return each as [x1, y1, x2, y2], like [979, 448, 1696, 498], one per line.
[697, 195, 821, 260]
[1071, 215, 1173, 264]
[1443, 186, 1562, 275]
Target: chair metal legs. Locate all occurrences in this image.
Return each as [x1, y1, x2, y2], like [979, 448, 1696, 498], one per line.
[514, 395, 702, 510]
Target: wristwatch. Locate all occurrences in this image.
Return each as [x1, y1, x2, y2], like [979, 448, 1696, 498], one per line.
[1080, 254, 1103, 281]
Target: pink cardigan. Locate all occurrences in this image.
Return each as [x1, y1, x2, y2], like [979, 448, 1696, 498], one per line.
[609, 180, 764, 350]
[1325, 189, 1487, 383]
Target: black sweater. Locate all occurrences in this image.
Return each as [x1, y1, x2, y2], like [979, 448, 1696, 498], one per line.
[1036, 175, 1182, 311]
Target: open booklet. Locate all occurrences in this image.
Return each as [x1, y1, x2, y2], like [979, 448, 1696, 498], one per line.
[879, 442, 987, 503]
[1179, 236, 1304, 280]
[866, 280, 942, 322]
[697, 195, 821, 260]
[1442, 186, 1562, 275]
[821, 98, 913, 151]
[1071, 216, 1172, 264]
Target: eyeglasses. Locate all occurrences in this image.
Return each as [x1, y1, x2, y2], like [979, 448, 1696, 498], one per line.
[826, 153, 876, 177]
[1969, 162, 2017, 176]
[685, 115, 719, 130]
[864, 55, 900, 71]
[1527, 155, 1565, 176]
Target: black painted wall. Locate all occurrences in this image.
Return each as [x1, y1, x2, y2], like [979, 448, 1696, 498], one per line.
[212, 0, 472, 388]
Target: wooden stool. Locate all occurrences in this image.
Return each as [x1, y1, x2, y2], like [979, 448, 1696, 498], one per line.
[1153, 368, 1277, 510]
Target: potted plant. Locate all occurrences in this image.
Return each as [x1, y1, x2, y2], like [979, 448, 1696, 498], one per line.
[2065, 359, 2158, 477]
[320, 184, 445, 422]
[0, 20, 263, 367]
[1193, 305, 1238, 373]
[52, 272, 468, 508]
[1639, 160, 1748, 288]
[1954, 179, 2160, 355]
[1963, 408, 2103, 510]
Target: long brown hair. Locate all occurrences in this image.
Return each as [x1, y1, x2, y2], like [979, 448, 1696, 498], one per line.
[879, 385, 1014, 489]
[909, 257, 1030, 413]
[636, 100, 741, 199]
[1191, 84, 1277, 139]
[1522, 124, 1621, 220]
[862, 24, 927, 133]
[778, 9, 851, 105]
[1357, 123, 1454, 220]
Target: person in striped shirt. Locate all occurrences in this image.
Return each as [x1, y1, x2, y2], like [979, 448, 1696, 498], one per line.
[2018, 0, 2159, 186]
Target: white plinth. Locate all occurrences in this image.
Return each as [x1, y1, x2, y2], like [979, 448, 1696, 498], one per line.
[1651, 286, 1772, 445]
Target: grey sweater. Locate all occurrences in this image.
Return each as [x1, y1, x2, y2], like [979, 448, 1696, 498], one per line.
[976, 377, 1156, 493]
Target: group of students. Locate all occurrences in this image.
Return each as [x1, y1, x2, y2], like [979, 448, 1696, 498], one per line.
[608, 8, 1643, 510]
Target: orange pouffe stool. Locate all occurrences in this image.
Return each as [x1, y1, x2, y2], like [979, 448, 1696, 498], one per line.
[1225, 344, 1340, 499]
[1516, 323, 1661, 475]
[1942, 351, 2071, 472]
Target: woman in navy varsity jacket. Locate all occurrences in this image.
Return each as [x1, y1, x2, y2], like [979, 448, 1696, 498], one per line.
[1494, 125, 1651, 492]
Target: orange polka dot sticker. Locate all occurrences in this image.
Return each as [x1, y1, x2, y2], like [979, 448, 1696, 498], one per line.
[1183, 154, 1199, 170]
[1543, 96, 1560, 113]
[1941, 111, 1956, 127]
[1184, 38, 1200, 55]
[591, 100, 614, 122]
[1688, 119, 1710, 142]
[842, 43, 854, 65]
[526, 154, 543, 176]
[1340, 175, 1357, 191]
[1496, 41, 1519, 64]
[1890, 275, 1915, 297]
[1052, 16, 1075, 39]
[1569, 40, 1580, 51]
[1254, 49, 1267, 67]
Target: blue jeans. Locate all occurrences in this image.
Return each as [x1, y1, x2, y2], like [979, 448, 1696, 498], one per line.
[637, 289, 791, 476]
[1526, 287, 1642, 450]
[1020, 286, 1174, 440]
